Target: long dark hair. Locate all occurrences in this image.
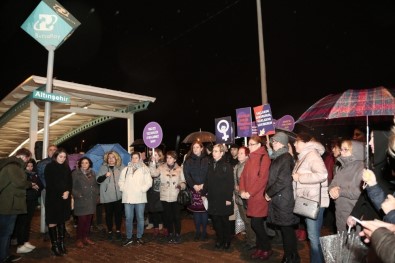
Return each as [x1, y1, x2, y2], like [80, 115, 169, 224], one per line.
[52, 148, 69, 168]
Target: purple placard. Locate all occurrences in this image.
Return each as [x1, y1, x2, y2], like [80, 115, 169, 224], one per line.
[143, 121, 163, 149]
[253, 104, 275, 136]
[275, 115, 295, 131]
[236, 107, 252, 137]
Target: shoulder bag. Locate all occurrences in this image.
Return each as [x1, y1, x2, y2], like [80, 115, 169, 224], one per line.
[292, 156, 321, 220]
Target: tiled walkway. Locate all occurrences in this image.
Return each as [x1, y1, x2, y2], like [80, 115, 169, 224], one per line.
[11, 208, 315, 262]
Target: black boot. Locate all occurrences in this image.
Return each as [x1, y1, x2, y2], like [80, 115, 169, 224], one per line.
[48, 226, 61, 256]
[57, 224, 67, 255]
[281, 253, 301, 263]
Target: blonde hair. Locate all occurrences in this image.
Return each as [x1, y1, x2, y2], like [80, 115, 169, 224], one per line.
[341, 140, 353, 152]
[103, 151, 122, 166]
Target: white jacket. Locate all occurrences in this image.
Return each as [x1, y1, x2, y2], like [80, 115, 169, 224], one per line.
[119, 163, 152, 204]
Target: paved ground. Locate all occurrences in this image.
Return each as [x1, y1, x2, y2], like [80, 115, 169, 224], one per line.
[10, 208, 314, 262]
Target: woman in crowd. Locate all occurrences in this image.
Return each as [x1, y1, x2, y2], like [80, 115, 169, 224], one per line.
[119, 152, 152, 246]
[15, 158, 42, 254]
[239, 135, 272, 260]
[328, 140, 364, 231]
[265, 132, 300, 263]
[292, 133, 329, 263]
[201, 144, 234, 249]
[183, 141, 209, 241]
[72, 157, 99, 248]
[96, 151, 124, 241]
[147, 148, 165, 237]
[234, 146, 256, 250]
[44, 148, 72, 256]
[151, 151, 186, 244]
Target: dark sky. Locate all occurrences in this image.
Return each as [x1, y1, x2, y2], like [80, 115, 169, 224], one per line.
[1, 1, 395, 152]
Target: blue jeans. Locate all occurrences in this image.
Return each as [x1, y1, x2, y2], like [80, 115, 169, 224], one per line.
[305, 207, 325, 263]
[124, 203, 145, 239]
[0, 214, 17, 262]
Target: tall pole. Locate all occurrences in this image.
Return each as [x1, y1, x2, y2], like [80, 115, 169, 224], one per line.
[42, 45, 55, 159]
[256, 0, 268, 104]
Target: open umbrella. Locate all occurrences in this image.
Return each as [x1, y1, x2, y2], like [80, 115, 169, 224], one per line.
[296, 87, 395, 165]
[182, 131, 216, 144]
[84, 143, 130, 174]
[68, 153, 83, 171]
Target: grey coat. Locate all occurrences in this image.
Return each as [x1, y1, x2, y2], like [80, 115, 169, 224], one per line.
[72, 168, 99, 216]
[329, 141, 364, 231]
[97, 164, 124, 203]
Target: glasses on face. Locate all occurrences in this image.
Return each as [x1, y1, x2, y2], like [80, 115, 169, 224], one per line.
[248, 143, 258, 147]
[340, 148, 349, 152]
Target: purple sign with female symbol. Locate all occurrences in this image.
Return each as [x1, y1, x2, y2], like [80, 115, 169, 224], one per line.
[143, 121, 163, 148]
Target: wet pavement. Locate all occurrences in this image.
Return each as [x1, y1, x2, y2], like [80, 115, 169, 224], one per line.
[10, 208, 313, 262]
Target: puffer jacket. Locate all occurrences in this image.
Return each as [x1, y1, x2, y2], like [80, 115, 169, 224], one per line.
[0, 157, 31, 215]
[329, 140, 364, 231]
[118, 162, 152, 204]
[293, 141, 329, 208]
[150, 162, 186, 202]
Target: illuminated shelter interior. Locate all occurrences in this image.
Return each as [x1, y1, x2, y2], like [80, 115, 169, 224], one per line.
[0, 75, 156, 158]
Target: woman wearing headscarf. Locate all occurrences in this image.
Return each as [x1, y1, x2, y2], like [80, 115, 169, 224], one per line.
[292, 133, 329, 263]
[265, 132, 300, 263]
[72, 157, 99, 248]
[239, 135, 272, 260]
[96, 151, 125, 241]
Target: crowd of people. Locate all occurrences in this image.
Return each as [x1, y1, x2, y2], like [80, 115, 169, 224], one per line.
[0, 122, 395, 263]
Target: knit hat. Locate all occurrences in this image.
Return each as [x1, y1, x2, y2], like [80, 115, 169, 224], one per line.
[270, 132, 289, 146]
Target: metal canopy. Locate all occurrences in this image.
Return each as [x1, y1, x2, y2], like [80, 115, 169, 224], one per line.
[0, 75, 156, 158]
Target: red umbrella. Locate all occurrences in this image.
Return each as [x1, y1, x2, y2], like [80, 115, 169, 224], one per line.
[296, 87, 395, 165]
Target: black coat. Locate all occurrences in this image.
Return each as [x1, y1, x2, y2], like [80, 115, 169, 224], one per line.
[266, 152, 299, 226]
[202, 157, 234, 216]
[45, 161, 72, 224]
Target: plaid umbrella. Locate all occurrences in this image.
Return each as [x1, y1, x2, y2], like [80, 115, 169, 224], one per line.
[296, 87, 395, 165]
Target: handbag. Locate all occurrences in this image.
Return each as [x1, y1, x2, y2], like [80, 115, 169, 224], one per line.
[292, 156, 321, 220]
[293, 195, 320, 220]
[177, 189, 192, 206]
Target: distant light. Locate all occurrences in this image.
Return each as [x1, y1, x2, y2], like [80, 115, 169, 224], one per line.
[89, 8, 95, 13]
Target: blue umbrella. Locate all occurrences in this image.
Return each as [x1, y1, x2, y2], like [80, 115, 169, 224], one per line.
[84, 143, 130, 174]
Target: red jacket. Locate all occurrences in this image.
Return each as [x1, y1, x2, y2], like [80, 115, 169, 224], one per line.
[239, 146, 271, 217]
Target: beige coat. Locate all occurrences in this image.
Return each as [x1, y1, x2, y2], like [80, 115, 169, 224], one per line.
[150, 163, 186, 202]
[293, 141, 329, 208]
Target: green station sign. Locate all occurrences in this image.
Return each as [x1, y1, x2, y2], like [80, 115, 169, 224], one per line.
[32, 90, 70, 104]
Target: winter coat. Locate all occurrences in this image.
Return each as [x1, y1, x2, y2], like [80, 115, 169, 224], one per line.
[0, 157, 31, 215]
[367, 184, 395, 224]
[239, 146, 271, 217]
[183, 153, 209, 188]
[45, 161, 72, 224]
[293, 141, 329, 208]
[36, 157, 52, 188]
[118, 163, 152, 204]
[266, 151, 299, 226]
[25, 171, 42, 205]
[150, 162, 186, 203]
[97, 164, 124, 203]
[202, 157, 234, 216]
[72, 168, 99, 216]
[329, 140, 364, 231]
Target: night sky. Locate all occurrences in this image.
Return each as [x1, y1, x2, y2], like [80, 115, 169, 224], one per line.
[1, 1, 395, 152]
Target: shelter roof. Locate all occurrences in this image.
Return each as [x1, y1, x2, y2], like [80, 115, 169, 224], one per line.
[0, 75, 156, 157]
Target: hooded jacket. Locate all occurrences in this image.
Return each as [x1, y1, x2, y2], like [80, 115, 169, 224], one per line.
[329, 140, 365, 231]
[293, 141, 329, 208]
[0, 157, 31, 214]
